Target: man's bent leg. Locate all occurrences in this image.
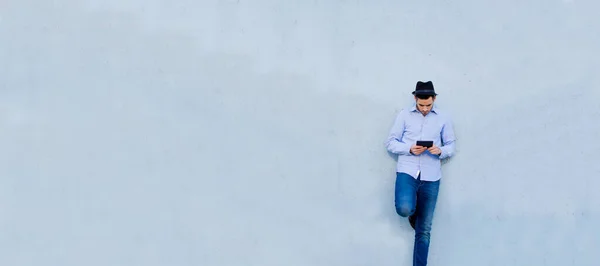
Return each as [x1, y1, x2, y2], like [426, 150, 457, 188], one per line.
[413, 179, 440, 266]
[394, 172, 417, 218]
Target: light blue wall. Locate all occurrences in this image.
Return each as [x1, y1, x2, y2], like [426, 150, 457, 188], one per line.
[1, 1, 599, 265]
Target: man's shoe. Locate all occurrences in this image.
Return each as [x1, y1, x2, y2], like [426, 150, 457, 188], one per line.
[409, 215, 416, 229]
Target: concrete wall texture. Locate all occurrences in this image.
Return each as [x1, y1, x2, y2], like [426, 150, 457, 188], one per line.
[1, 1, 599, 265]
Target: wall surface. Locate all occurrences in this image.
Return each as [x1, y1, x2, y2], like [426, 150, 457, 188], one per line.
[1, 1, 599, 265]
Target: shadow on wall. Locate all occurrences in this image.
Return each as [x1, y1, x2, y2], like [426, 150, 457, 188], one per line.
[428, 74, 600, 265]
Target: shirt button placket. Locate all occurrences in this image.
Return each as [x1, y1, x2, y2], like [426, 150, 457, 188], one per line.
[418, 115, 425, 178]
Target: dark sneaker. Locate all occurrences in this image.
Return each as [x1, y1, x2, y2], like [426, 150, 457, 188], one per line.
[409, 215, 416, 229]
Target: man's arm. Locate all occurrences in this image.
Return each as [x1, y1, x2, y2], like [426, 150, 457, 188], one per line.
[385, 109, 412, 155]
[438, 118, 456, 160]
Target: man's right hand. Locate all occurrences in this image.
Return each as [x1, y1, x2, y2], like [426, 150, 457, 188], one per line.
[410, 144, 427, 155]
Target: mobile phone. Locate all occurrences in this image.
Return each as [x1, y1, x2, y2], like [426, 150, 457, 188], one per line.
[416, 140, 433, 148]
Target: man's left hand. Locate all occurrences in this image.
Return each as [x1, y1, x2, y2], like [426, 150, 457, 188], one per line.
[428, 145, 442, 155]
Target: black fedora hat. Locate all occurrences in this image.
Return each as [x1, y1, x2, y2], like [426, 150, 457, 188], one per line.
[412, 81, 437, 96]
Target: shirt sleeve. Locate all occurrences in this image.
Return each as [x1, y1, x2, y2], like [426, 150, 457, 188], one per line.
[439, 117, 456, 159]
[385, 109, 412, 155]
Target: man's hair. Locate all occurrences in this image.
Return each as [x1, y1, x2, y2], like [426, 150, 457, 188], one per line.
[415, 94, 435, 100]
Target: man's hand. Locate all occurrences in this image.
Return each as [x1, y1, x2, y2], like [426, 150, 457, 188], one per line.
[428, 145, 442, 155]
[410, 144, 427, 155]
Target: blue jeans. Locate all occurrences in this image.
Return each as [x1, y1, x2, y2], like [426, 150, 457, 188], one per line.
[394, 172, 440, 266]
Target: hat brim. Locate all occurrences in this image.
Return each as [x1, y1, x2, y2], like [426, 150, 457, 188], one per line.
[412, 90, 437, 96]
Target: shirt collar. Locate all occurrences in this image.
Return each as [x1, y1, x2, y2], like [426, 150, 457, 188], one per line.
[410, 104, 439, 114]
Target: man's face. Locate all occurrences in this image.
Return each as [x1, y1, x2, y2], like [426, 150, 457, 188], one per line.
[415, 96, 435, 116]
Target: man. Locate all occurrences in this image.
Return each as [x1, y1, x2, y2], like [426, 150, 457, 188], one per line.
[385, 81, 456, 266]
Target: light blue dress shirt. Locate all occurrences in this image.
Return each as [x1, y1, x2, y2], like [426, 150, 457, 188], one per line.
[385, 104, 456, 181]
